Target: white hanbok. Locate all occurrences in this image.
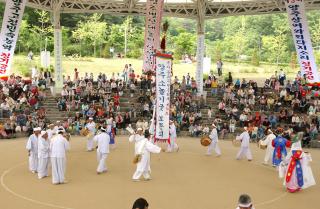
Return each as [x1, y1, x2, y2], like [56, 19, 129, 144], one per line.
[260, 133, 276, 165]
[85, 122, 96, 151]
[207, 128, 221, 156]
[129, 134, 161, 180]
[167, 124, 179, 152]
[26, 134, 39, 172]
[93, 132, 110, 173]
[37, 136, 50, 178]
[236, 131, 252, 160]
[47, 129, 55, 140]
[50, 134, 70, 184]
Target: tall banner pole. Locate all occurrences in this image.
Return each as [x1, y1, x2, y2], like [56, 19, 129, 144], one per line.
[142, 0, 164, 73]
[0, 0, 27, 80]
[285, 0, 320, 83]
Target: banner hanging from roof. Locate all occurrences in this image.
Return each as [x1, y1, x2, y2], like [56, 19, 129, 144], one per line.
[0, 0, 27, 79]
[155, 52, 172, 141]
[142, 0, 164, 73]
[285, 0, 320, 83]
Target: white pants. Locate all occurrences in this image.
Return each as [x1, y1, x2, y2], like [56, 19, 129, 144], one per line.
[97, 152, 108, 173]
[28, 152, 38, 172]
[207, 141, 221, 156]
[236, 147, 253, 160]
[38, 157, 49, 178]
[167, 139, 179, 152]
[87, 138, 94, 151]
[132, 154, 151, 180]
[51, 157, 66, 184]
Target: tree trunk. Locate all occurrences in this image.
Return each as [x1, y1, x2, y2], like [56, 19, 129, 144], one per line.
[94, 42, 96, 57]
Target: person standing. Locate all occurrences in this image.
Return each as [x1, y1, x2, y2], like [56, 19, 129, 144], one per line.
[46, 124, 55, 140]
[217, 59, 223, 76]
[259, 129, 276, 165]
[279, 69, 286, 86]
[85, 117, 96, 151]
[93, 127, 110, 174]
[235, 127, 253, 161]
[26, 127, 41, 173]
[206, 124, 221, 156]
[129, 128, 163, 181]
[50, 128, 70, 185]
[272, 129, 291, 167]
[37, 130, 50, 179]
[167, 120, 179, 152]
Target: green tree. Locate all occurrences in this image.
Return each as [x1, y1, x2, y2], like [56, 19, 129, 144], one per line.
[29, 10, 53, 53]
[251, 48, 260, 66]
[173, 31, 196, 59]
[72, 14, 107, 57]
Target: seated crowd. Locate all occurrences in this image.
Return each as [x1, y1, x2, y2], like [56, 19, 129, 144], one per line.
[0, 74, 48, 138]
[1, 65, 320, 147]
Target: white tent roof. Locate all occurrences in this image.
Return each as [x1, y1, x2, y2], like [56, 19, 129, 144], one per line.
[2, 0, 320, 19]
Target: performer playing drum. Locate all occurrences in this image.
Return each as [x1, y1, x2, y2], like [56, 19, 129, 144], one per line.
[206, 124, 221, 156]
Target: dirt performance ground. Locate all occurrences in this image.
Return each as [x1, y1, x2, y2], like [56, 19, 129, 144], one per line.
[0, 136, 319, 209]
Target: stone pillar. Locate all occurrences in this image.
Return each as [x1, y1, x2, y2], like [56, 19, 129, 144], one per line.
[195, 0, 205, 95]
[53, 9, 63, 95]
[196, 32, 205, 95]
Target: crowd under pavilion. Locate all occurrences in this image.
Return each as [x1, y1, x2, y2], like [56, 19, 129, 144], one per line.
[1, 0, 320, 92]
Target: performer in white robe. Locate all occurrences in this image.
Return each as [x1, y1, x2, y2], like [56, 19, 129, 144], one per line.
[206, 124, 221, 156]
[93, 127, 110, 174]
[260, 129, 276, 165]
[26, 127, 41, 173]
[85, 117, 96, 151]
[167, 121, 179, 152]
[236, 127, 253, 161]
[46, 124, 55, 140]
[279, 139, 316, 192]
[129, 128, 163, 181]
[53, 121, 62, 133]
[38, 131, 50, 179]
[50, 128, 70, 184]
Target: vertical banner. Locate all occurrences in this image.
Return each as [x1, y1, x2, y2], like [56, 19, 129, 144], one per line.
[0, 0, 27, 79]
[54, 29, 63, 87]
[285, 0, 320, 83]
[155, 52, 172, 140]
[143, 0, 164, 73]
[196, 34, 205, 94]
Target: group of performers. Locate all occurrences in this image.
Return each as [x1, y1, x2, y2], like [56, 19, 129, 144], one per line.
[202, 124, 316, 193]
[26, 118, 315, 192]
[26, 125, 70, 184]
[259, 127, 316, 193]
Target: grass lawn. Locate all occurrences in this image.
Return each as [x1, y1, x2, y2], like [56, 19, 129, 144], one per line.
[11, 55, 297, 83]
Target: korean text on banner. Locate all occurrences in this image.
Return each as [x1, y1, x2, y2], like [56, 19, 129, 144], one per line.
[155, 54, 172, 140]
[285, 0, 320, 83]
[142, 0, 164, 73]
[0, 0, 27, 79]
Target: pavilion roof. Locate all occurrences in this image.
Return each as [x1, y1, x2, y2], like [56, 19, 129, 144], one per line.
[2, 0, 320, 19]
